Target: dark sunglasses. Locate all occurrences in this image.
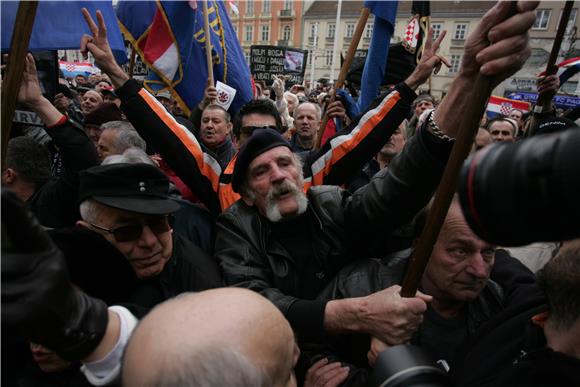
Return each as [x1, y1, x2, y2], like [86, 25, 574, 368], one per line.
[88, 215, 172, 242]
[240, 125, 279, 136]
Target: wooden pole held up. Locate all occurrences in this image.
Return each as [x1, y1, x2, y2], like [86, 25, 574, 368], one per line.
[1, 1, 39, 170]
[529, 1, 574, 135]
[203, 0, 214, 86]
[400, 2, 521, 298]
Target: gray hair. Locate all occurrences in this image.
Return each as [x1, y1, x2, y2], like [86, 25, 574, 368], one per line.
[140, 348, 271, 387]
[204, 104, 231, 123]
[79, 198, 101, 223]
[293, 101, 322, 121]
[101, 148, 155, 166]
[100, 121, 146, 153]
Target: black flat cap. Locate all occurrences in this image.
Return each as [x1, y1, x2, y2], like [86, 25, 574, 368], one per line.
[79, 163, 180, 214]
[232, 128, 293, 193]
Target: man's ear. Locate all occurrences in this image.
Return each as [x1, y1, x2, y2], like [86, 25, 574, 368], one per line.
[2, 168, 16, 184]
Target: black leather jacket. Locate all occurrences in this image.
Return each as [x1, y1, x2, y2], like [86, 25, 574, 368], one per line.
[215, 126, 453, 338]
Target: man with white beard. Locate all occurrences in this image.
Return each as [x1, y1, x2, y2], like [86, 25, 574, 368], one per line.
[216, 128, 437, 349]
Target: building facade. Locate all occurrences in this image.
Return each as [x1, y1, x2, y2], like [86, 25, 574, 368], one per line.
[228, 0, 304, 64]
[302, 1, 579, 100]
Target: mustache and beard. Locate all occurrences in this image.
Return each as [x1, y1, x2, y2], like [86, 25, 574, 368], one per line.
[264, 179, 308, 222]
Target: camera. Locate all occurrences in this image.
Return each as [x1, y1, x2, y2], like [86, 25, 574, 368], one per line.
[370, 345, 452, 387]
[458, 128, 580, 246]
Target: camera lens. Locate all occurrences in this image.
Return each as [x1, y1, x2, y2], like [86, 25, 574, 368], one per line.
[370, 345, 452, 387]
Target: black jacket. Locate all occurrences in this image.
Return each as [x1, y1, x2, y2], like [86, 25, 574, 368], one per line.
[27, 119, 99, 228]
[215, 127, 453, 341]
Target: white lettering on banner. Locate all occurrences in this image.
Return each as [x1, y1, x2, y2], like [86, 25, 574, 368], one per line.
[13, 110, 44, 126]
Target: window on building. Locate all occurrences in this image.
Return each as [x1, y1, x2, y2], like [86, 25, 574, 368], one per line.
[262, 0, 270, 14]
[453, 23, 468, 40]
[245, 25, 253, 42]
[345, 23, 355, 38]
[310, 23, 317, 38]
[364, 23, 373, 38]
[327, 24, 335, 39]
[261, 25, 270, 41]
[245, 0, 253, 15]
[559, 8, 577, 34]
[244, 51, 251, 65]
[533, 9, 551, 30]
[325, 49, 333, 66]
[282, 25, 291, 41]
[449, 54, 462, 73]
[283, 0, 293, 10]
[431, 23, 443, 40]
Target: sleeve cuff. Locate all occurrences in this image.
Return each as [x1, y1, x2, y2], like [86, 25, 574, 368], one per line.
[115, 78, 141, 101]
[286, 299, 327, 342]
[417, 119, 454, 161]
[46, 115, 68, 129]
[395, 82, 418, 103]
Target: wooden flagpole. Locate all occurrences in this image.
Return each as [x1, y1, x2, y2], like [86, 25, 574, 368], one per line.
[203, 0, 214, 86]
[529, 1, 574, 135]
[1, 1, 39, 169]
[128, 46, 137, 77]
[315, 7, 370, 149]
[400, 3, 519, 298]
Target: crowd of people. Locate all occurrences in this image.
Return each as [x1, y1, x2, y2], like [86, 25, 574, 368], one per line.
[2, 2, 580, 387]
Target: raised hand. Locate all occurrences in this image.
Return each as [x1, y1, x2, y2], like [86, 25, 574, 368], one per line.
[17, 53, 43, 106]
[462, 1, 538, 85]
[80, 8, 129, 88]
[406, 28, 451, 89]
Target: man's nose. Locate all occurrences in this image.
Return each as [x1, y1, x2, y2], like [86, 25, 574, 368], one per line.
[270, 164, 286, 182]
[466, 255, 489, 279]
[137, 225, 158, 248]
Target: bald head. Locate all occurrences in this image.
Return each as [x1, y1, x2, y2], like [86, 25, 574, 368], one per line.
[122, 288, 298, 387]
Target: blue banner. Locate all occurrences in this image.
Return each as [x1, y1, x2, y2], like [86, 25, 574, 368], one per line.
[357, 1, 399, 112]
[118, 0, 252, 116]
[506, 92, 580, 109]
[1, 1, 127, 64]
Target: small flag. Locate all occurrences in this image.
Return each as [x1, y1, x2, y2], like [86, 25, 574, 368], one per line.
[486, 96, 530, 119]
[59, 61, 100, 78]
[215, 80, 236, 110]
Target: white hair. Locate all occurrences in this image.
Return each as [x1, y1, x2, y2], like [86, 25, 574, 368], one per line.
[101, 148, 155, 166]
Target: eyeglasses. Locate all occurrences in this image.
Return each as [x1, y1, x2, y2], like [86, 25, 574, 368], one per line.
[88, 215, 172, 242]
[240, 125, 279, 136]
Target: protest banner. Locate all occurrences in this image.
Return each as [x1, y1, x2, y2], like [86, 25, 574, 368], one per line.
[249, 45, 308, 85]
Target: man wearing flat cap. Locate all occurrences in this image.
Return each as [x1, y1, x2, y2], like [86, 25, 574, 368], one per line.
[77, 162, 222, 307]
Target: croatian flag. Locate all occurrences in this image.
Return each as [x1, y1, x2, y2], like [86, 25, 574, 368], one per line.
[538, 57, 580, 86]
[486, 96, 530, 119]
[59, 61, 100, 78]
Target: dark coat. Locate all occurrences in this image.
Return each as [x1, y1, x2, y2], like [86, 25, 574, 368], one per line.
[28, 119, 99, 228]
[215, 127, 453, 341]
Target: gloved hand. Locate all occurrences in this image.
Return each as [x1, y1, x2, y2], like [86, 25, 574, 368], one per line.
[1, 189, 108, 361]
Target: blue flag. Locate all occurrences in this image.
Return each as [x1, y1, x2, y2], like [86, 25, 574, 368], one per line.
[118, 0, 252, 116]
[357, 1, 398, 112]
[1, 1, 127, 64]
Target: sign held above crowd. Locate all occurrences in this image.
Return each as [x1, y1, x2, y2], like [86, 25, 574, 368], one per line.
[249, 45, 308, 86]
